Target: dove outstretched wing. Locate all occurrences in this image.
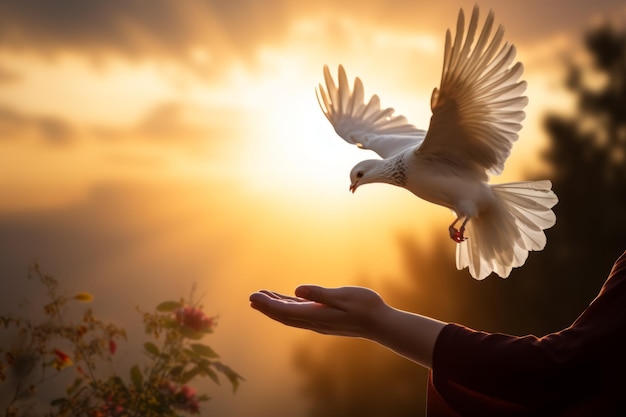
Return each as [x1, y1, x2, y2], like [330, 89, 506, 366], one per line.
[316, 65, 426, 159]
[417, 6, 528, 181]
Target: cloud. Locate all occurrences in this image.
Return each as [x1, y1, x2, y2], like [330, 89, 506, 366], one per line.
[0, 105, 76, 145]
[90, 100, 248, 159]
[133, 102, 215, 144]
[0, 99, 244, 153]
[0, 0, 291, 72]
[0, 0, 623, 81]
[0, 65, 20, 84]
[0, 1, 619, 59]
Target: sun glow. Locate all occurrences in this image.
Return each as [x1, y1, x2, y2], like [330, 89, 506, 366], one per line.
[222, 54, 363, 193]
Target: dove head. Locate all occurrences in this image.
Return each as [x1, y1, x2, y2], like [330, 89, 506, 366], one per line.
[349, 159, 386, 193]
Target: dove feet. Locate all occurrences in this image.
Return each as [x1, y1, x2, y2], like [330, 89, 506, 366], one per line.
[449, 225, 467, 243]
[449, 216, 469, 243]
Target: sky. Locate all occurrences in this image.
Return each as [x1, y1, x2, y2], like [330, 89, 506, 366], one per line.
[1, 0, 625, 416]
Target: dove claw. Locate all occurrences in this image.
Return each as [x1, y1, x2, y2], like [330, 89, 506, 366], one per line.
[449, 225, 467, 243]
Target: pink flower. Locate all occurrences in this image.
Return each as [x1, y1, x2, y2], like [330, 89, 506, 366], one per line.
[159, 380, 201, 414]
[175, 306, 214, 332]
[97, 393, 125, 416]
[98, 403, 124, 416]
[179, 384, 196, 399]
[174, 384, 200, 414]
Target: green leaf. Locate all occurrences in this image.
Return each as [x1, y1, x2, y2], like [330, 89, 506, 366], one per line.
[179, 326, 204, 340]
[130, 365, 143, 390]
[144, 342, 160, 357]
[181, 367, 201, 384]
[202, 365, 220, 385]
[214, 362, 244, 393]
[169, 365, 184, 378]
[163, 317, 178, 329]
[111, 375, 127, 391]
[182, 346, 194, 354]
[190, 343, 219, 358]
[156, 301, 181, 312]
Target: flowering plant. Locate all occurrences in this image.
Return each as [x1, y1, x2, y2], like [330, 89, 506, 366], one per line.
[0, 262, 243, 416]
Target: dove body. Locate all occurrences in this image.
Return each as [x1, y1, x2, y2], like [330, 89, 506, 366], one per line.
[350, 152, 495, 220]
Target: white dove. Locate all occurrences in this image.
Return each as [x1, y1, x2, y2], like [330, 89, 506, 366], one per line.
[316, 6, 558, 280]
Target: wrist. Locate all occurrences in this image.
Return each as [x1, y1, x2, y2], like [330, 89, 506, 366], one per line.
[365, 305, 447, 369]
[361, 301, 396, 342]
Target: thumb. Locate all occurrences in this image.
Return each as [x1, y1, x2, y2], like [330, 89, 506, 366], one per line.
[295, 285, 340, 307]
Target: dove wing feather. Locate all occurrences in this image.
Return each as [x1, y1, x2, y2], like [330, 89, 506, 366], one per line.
[317, 65, 426, 159]
[418, 6, 528, 180]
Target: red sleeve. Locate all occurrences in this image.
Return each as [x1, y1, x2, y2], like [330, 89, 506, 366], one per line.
[428, 251, 626, 416]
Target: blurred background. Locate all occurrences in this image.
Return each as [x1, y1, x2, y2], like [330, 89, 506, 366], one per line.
[1, 0, 625, 415]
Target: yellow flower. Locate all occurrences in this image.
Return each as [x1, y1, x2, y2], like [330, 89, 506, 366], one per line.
[73, 292, 94, 303]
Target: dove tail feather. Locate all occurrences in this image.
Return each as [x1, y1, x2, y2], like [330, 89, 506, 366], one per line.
[456, 180, 558, 280]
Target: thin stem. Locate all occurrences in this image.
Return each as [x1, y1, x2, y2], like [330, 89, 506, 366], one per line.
[4, 379, 23, 416]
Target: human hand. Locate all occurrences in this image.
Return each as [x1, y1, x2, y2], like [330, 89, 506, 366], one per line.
[249, 285, 388, 339]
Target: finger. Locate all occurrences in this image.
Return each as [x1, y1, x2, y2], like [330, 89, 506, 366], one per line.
[251, 290, 307, 304]
[249, 291, 272, 304]
[259, 290, 290, 300]
[263, 290, 306, 303]
[251, 293, 345, 323]
[250, 292, 314, 315]
[249, 292, 289, 311]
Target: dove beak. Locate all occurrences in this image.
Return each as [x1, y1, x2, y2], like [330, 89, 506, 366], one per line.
[349, 182, 358, 193]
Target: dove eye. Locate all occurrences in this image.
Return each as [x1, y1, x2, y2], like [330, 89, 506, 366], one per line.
[356, 171, 364, 179]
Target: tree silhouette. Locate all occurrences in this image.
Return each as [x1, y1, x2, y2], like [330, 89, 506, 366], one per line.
[531, 21, 626, 328]
[294, 22, 626, 417]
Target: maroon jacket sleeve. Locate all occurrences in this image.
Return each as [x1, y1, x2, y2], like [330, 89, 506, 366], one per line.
[428, 251, 626, 416]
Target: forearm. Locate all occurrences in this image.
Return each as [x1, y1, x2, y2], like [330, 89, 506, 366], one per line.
[367, 304, 447, 369]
